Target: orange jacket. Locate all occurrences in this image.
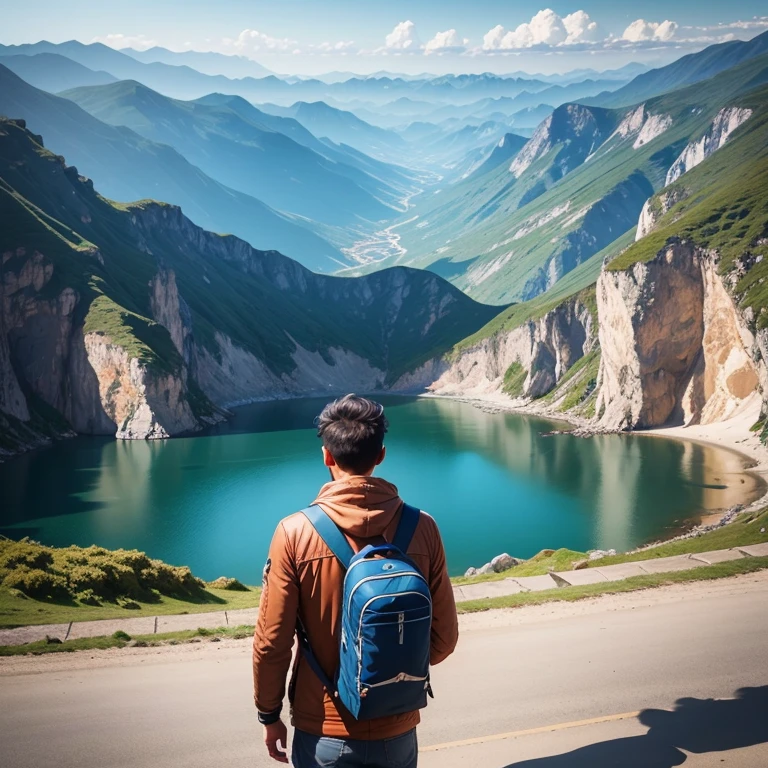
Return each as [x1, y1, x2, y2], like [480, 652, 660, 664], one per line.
[252, 475, 459, 739]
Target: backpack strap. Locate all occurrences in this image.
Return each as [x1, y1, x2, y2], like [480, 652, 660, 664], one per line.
[301, 504, 355, 569]
[392, 503, 421, 554]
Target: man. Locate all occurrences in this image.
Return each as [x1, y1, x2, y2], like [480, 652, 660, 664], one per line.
[253, 394, 459, 767]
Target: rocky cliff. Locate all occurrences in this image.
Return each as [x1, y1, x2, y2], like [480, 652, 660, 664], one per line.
[394, 291, 598, 406]
[595, 241, 762, 430]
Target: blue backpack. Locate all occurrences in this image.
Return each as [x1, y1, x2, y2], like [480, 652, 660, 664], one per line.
[298, 503, 433, 720]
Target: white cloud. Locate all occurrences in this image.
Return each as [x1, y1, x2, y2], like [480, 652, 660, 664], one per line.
[483, 9, 600, 50]
[385, 20, 420, 50]
[224, 29, 298, 54]
[425, 29, 468, 54]
[91, 33, 157, 51]
[563, 11, 600, 44]
[312, 41, 357, 54]
[622, 19, 679, 43]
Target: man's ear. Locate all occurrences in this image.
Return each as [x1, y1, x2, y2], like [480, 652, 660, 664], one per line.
[375, 446, 386, 466]
[322, 446, 336, 467]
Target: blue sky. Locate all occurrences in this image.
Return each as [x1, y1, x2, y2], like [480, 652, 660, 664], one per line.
[4, 1, 768, 75]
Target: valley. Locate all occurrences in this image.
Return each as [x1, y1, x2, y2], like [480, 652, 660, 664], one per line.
[1, 30, 768, 472]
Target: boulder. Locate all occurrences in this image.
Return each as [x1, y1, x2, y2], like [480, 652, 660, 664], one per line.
[477, 562, 495, 575]
[572, 559, 589, 570]
[463, 567, 478, 578]
[491, 553, 521, 573]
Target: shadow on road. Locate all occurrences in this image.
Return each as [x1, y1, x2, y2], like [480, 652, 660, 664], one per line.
[504, 686, 768, 768]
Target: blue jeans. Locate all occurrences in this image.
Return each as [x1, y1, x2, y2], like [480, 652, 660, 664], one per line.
[292, 728, 418, 768]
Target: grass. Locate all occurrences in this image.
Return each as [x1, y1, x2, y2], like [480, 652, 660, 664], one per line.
[0, 584, 261, 629]
[5, 559, 767, 654]
[502, 362, 527, 397]
[455, 557, 768, 613]
[0, 624, 256, 656]
[453, 508, 768, 587]
[451, 549, 587, 586]
[586, 508, 768, 567]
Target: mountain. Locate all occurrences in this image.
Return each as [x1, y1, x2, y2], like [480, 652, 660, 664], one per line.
[192, 92, 418, 204]
[0, 53, 117, 92]
[261, 101, 407, 158]
[122, 46, 273, 78]
[0, 117, 505, 454]
[60, 80, 396, 228]
[395, 84, 768, 438]
[590, 30, 768, 108]
[467, 133, 529, 179]
[375, 51, 768, 304]
[0, 63, 341, 269]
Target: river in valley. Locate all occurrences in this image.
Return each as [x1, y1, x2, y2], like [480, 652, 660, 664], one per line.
[0, 396, 761, 581]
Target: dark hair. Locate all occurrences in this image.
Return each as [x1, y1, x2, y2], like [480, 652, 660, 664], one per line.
[316, 394, 388, 474]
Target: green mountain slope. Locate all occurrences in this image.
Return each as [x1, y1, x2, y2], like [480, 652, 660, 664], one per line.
[390, 51, 768, 305]
[0, 117, 505, 449]
[0, 63, 342, 270]
[590, 30, 768, 108]
[607, 85, 768, 324]
[0, 53, 117, 92]
[60, 80, 397, 228]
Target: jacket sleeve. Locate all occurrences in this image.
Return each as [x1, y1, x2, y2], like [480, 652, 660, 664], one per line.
[252, 521, 299, 715]
[424, 514, 459, 665]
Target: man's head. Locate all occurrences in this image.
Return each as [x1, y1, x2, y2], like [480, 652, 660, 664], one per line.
[316, 394, 388, 477]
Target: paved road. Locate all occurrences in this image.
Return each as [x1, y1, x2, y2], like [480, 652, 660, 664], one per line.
[2, 575, 767, 768]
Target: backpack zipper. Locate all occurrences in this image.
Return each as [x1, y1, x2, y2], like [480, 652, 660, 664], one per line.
[346, 571, 428, 613]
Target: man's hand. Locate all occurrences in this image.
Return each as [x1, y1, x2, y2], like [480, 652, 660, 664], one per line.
[264, 719, 289, 763]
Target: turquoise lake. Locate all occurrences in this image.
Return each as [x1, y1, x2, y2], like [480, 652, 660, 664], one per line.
[0, 396, 760, 581]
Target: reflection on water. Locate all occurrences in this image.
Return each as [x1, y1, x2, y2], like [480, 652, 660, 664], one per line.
[0, 396, 761, 580]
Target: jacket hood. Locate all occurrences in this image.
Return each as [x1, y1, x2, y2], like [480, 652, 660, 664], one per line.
[313, 476, 403, 538]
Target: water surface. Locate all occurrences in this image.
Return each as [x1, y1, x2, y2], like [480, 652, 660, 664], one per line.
[0, 396, 759, 580]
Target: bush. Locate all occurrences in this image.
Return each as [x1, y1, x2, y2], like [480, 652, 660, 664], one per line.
[207, 576, 249, 591]
[112, 630, 131, 641]
[0, 539, 223, 605]
[3, 567, 68, 600]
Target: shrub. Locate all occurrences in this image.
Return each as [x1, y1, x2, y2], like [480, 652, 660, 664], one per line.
[3, 567, 68, 600]
[207, 576, 249, 591]
[112, 630, 131, 641]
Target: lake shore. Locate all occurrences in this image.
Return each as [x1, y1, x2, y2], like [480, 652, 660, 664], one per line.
[419, 390, 768, 519]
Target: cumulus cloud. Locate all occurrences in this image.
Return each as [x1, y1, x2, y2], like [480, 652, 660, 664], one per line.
[91, 33, 157, 51]
[483, 9, 600, 50]
[425, 29, 468, 54]
[622, 19, 679, 43]
[385, 20, 421, 50]
[224, 29, 298, 53]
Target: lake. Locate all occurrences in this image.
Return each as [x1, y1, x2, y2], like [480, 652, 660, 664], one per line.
[0, 396, 761, 581]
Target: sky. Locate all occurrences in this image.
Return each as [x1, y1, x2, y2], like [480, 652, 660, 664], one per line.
[3, 1, 768, 75]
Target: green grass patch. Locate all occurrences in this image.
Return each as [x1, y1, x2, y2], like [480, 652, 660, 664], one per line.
[502, 362, 527, 397]
[457, 557, 768, 613]
[587, 508, 768, 567]
[0, 584, 260, 629]
[452, 548, 587, 586]
[0, 623, 256, 656]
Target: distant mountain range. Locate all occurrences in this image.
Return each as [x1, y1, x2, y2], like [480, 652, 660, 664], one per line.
[0, 116, 505, 450]
[0, 63, 342, 270]
[360, 40, 768, 304]
[60, 80, 401, 227]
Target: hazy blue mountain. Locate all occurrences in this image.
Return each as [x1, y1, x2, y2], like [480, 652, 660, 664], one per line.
[60, 80, 395, 226]
[466, 133, 529, 179]
[590, 30, 768, 107]
[0, 53, 117, 92]
[261, 100, 407, 157]
[193, 92, 418, 201]
[122, 46, 273, 78]
[0, 63, 342, 269]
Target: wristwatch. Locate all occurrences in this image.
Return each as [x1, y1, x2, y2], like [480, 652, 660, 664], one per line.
[258, 707, 282, 726]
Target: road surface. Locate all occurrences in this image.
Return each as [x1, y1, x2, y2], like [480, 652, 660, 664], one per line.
[2, 573, 767, 767]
